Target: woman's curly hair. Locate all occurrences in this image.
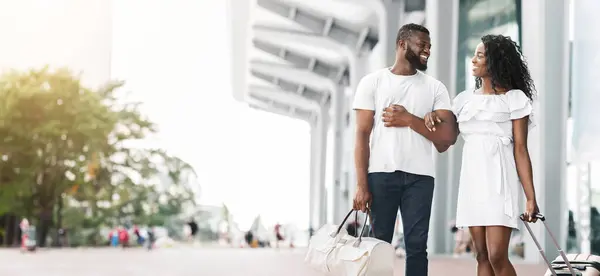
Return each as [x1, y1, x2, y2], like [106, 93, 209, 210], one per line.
[475, 34, 536, 101]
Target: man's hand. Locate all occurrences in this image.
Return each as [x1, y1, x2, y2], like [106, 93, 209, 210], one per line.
[382, 104, 413, 127]
[353, 186, 372, 213]
[424, 111, 443, 132]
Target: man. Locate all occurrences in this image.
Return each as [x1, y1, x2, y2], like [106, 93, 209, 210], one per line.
[352, 23, 457, 275]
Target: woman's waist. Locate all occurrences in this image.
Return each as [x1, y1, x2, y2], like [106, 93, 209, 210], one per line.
[462, 132, 513, 144]
[462, 133, 514, 159]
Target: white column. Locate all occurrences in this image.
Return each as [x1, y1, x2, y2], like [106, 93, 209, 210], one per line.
[381, 1, 403, 67]
[309, 107, 330, 229]
[521, 0, 570, 262]
[317, 106, 330, 227]
[345, 55, 370, 214]
[341, 86, 354, 219]
[425, 0, 459, 254]
[309, 122, 319, 230]
[332, 85, 345, 222]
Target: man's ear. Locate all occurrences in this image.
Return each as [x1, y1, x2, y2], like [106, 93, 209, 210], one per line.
[397, 40, 406, 50]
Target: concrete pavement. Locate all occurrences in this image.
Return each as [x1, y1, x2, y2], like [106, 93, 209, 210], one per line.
[0, 247, 548, 275]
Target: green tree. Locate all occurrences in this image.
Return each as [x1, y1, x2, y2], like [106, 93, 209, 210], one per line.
[0, 67, 197, 246]
[0, 68, 122, 245]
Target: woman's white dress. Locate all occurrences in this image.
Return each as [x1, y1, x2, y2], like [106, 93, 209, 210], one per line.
[453, 89, 534, 229]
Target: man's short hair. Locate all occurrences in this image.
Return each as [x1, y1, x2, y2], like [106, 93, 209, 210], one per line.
[396, 23, 430, 44]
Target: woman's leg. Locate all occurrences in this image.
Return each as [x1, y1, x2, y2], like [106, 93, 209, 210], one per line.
[486, 226, 516, 276]
[469, 226, 495, 276]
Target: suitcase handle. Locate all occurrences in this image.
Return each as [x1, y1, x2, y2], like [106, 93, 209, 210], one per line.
[519, 213, 545, 221]
[520, 213, 577, 276]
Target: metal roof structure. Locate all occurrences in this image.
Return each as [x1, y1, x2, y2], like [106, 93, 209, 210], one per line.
[227, 0, 426, 123]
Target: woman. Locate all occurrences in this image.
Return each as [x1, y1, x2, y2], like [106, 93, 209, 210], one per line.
[425, 34, 539, 276]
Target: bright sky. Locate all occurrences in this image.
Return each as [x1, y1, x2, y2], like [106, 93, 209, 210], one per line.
[110, 0, 310, 230]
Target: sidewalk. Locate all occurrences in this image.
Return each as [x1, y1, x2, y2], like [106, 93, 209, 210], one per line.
[0, 246, 548, 275]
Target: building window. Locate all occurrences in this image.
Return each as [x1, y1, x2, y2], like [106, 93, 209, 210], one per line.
[456, 0, 522, 94]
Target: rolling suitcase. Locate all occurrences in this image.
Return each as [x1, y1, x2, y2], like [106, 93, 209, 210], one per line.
[521, 213, 600, 276]
[549, 254, 600, 276]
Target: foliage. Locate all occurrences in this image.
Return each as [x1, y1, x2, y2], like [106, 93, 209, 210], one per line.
[0, 67, 198, 246]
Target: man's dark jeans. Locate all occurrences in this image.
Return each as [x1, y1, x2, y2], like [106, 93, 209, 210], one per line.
[368, 170, 434, 276]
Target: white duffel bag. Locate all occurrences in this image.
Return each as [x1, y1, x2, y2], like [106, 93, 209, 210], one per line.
[304, 209, 395, 275]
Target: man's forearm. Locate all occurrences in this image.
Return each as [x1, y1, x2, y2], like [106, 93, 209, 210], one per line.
[409, 115, 457, 145]
[354, 135, 370, 190]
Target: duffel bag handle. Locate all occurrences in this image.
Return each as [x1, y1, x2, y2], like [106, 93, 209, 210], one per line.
[331, 208, 375, 241]
[353, 208, 375, 247]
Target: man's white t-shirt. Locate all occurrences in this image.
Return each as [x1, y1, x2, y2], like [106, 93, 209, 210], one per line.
[352, 68, 452, 178]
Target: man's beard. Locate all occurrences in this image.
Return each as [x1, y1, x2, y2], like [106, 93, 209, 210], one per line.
[405, 48, 427, 71]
